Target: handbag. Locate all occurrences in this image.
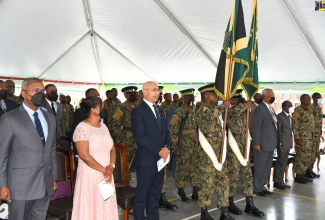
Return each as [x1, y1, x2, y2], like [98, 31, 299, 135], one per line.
[50, 180, 72, 201]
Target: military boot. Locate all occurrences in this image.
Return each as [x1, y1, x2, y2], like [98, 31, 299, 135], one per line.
[159, 193, 178, 210]
[200, 206, 214, 220]
[228, 196, 242, 215]
[192, 186, 199, 200]
[219, 207, 234, 220]
[244, 196, 265, 217]
[305, 169, 315, 179]
[177, 188, 190, 201]
[295, 174, 308, 184]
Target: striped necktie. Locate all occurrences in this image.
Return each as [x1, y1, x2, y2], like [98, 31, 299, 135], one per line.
[33, 112, 45, 146]
[153, 104, 162, 131]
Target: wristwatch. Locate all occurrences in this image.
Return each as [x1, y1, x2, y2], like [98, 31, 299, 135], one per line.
[110, 164, 115, 168]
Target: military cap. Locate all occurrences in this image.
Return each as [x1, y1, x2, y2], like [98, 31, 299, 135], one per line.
[233, 89, 243, 98]
[180, 88, 195, 96]
[198, 83, 215, 94]
[121, 86, 138, 93]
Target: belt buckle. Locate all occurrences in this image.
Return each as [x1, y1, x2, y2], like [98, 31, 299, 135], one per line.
[207, 134, 212, 138]
[218, 132, 222, 138]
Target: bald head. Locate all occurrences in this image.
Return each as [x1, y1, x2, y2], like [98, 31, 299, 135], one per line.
[142, 81, 159, 104]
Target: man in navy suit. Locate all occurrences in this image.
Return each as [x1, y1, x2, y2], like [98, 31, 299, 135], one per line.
[131, 81, 171, 220]
[0, 81, 18, 119]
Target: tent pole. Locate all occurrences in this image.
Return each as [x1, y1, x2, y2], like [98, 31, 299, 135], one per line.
[38, 31, 91, 78]
[154, 0, 218, 68]
[284, 0, 325, 72]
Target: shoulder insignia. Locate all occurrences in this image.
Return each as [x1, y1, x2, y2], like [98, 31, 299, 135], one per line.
[113, 108, 124, 120]
[170, 114, 179, 126]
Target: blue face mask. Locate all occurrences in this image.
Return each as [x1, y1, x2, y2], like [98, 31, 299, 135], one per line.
[217, 100, 223, 106]
[317, 98, 323, 105]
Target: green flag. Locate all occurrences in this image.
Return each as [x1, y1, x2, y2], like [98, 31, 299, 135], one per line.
[214, 0, 250, 100]
[242, 0, 259, 100]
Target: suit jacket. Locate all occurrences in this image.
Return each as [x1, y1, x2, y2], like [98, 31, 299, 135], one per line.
[0, 98, 18, 118]
[250, 102, 279, 152]
[0, 105, 57, 200]
[43, 100, 65, 137]
[277, 111, 293, 150]
[131, 101, 172, 167]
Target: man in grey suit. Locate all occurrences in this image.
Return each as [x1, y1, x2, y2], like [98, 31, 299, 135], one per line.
[43, 84, 65, 137]
[250, 88, 279, 196]
[0, 77, 57, 220]
[273, 101, 293, 189]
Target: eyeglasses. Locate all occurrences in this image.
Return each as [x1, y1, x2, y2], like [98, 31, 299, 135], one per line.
[144, 88, 160, 92]
[23, 89, 46, 94]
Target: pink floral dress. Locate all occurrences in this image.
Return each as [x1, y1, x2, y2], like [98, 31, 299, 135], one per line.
[72, 122, 118, 220]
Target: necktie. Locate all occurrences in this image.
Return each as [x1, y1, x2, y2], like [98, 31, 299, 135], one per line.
[270, 107, 277, 129]
[153, 104, 162, 131]
[51, 102, 56, 115]
[33, 112, 45, 146]
[0, 100, 6, 113]
[288, 114, 292, 127]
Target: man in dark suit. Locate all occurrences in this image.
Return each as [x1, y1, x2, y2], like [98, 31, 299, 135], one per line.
[250, 88, 279, 196]
[273, 100, 293, 189]
[131, 81, 171, 220]
[0, 81, 18, 118]
[0, 77, 57, 220]
[43, 84, 65, 137]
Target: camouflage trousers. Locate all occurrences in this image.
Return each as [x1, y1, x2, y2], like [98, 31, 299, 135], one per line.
[175, 145, 200, 188]
[197, 154, 229, 208]
[295, 140, 313, 175]
[309, 137, 320, 169]
[226, 148, 253, 197]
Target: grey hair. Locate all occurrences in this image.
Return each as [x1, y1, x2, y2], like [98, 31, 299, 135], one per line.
[261, 88, 272, 98]
[21, 77, 43, 90]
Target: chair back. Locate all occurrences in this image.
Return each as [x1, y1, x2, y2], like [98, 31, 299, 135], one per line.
[113, 142, 129, 186]
[57, 136, 73, 151]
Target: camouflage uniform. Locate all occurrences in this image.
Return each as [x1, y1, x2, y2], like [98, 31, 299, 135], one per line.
[196, 104, 229, 208]
[104, 99, 121, 141]
[63, 104, 73, 131]
[309, 104, 323, 168]
[170, 104, 200, 189]
[160, 101, 176, 119]
[11, 95, 22, 106]
[113, 101, 137, 175]
[292, 105, 315, 175]
[226, 103, 253, 197]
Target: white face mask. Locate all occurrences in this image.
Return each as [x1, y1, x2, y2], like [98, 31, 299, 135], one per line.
[217, 100, 223, 106]
[288, 106, 295, 114]
[317, 98, 323, 105]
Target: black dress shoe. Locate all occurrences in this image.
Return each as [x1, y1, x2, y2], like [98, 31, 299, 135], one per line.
[254, 191, 265, 196]
[282, 183, 291, 188]
[295, 174, 308, 184]
[311, 171, 320, 178]
[273, 182, 285, 190]
[263, 190, 273, 195]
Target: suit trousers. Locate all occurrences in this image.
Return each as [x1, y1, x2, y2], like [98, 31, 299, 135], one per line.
[9, 193, 50, 220]
[253, 150, 274, 192]
[273, 148, 290, 184]
[133, 166, 164, 220]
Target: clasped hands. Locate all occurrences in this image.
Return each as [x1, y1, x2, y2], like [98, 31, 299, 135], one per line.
[159, 146, 169, 162]
[103, 165, 114, 183]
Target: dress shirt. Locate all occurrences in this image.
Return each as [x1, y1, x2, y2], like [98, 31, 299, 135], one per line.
[143, 99, 157, 117]
[46, 98, 57, 113]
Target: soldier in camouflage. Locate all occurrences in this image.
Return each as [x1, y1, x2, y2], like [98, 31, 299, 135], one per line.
[170, 88, 200, 202]
[104, 89, 121, 141]
[5, 80, 22, 106]
[113, 86, 138, 181]
[292, 94, 315, 184]
[226, 89, 264, 217]
[307, 92, 324, 178]
[60, 94, 73, 135]
[160, 93, 175, 119]
[196, 84, 233, 220]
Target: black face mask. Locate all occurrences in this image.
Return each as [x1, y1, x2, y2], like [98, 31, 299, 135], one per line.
[49, 92, 58, 101]
[269, 97, 275, 104]
[129, 93, 137, 102]
[0, 90, 7, 99]
[31, 91, 46, 107]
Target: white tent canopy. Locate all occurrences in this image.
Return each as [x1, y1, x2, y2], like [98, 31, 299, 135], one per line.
[0, 0, 324, 91]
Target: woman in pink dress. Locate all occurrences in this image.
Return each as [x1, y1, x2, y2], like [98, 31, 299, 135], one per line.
[72, 96, 118, 220]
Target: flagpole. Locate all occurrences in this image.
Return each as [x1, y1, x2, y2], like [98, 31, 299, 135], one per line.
[219, 55, 233, 162]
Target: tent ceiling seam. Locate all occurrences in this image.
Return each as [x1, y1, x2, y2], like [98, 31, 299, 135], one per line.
[94, 31, 157, 82]
[83, 0, 104, 84]
[154, 0, 218, 68]
[283, 0, 325, 72]
[38, 31, 91, 79]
